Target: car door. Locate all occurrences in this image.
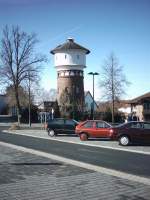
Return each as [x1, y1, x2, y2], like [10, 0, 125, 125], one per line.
[92, 121, 111, 138]
[53, 119, 65, 133]
[127, 122, 143, 143]
[142, 122, 150, 144]
[81, 121, 94, 136]
[64, 119, 76, 134]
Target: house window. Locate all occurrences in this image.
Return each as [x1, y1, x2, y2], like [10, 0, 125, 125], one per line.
[144, 103, 150, 110]
[77, 55, 80, 59]
[65, 55, 67, 59]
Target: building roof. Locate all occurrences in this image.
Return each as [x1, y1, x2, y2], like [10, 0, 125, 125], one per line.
[129, 92, 150, 104]
[84, 91, 98, 108]
[51, 38, 90, 54]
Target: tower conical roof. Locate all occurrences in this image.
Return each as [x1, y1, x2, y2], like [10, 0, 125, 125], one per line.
[51, 38, 90, 54]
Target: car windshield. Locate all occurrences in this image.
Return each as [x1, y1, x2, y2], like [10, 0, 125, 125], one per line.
[47, 118, 64, 124]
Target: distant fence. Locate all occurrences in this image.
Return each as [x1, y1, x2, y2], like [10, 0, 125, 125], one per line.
[38, 112, 54, 123]
[0, 115, 17, 123]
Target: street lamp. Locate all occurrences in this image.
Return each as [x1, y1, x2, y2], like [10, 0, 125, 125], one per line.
[28, 71, 31, 127]
[88, 72, 99, 120]
[72, 85, 75, 119]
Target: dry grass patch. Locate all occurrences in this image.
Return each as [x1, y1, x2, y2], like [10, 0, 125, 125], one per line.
[9, 123, 21, 131]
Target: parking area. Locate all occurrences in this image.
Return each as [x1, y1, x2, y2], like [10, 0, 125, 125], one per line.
[3, 129, 150, 155]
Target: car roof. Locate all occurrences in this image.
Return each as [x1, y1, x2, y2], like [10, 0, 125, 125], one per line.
[85, 120, 107, 122]
[48, 118, 78, 122]
[115, 121, 150, 128]
[83, 120, 112, 126]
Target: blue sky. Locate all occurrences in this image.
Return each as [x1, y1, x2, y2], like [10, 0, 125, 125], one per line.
[0, 0, 150, 100]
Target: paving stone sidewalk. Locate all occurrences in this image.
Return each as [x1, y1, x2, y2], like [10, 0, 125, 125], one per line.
[0, 144, 150, 200]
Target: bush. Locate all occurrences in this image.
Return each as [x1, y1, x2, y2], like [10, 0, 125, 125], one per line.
[21, 105, 38, 123]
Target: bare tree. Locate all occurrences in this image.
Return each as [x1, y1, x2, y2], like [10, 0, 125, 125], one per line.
[99, 53, 130, 123]
[0, 25, 45, 124]
[33, 88, 57, 106]
[59, 88, 83, 119]
[6, 85, 29, 108]
[49, 89, 57, 101]
[24, 71, 39, 127]
[59, 88, 72, 117]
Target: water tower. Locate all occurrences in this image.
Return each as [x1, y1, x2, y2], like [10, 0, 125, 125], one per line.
[50, 38, 90, 116]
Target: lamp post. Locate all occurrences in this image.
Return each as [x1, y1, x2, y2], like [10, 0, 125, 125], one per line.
[28, 71, 31, 127]
[88, 72, 99, 120]
[72, 85, 75, 119]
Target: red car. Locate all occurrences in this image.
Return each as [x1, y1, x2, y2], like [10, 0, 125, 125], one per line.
[75, 120, 116, 141]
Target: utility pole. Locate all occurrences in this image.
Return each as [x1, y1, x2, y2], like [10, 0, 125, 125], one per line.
[28, 72, 31, 127]
[88, 72, 99, 120]
[72, 85, 75, 119]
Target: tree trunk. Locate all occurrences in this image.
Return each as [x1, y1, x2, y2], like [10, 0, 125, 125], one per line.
[112, 98, 115, 123]
[111, 57, 115, 123]
[14, 86, 21, 125]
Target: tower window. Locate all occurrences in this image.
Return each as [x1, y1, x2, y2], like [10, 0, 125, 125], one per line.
[70, 71, 75, 76]
[77, 55, 80, 59]
[60, 72, 64, 76]
[76, 87, 79, 94]
[80, 71, 83, 76]
[65, 71, 69, 76]
[65, 87, 69, 93]
[65, 55, 67, 59]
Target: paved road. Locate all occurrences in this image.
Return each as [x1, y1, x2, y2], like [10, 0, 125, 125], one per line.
[0, 128, 150, 178]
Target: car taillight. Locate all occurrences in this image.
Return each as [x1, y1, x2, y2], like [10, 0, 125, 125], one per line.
[109, 129, 114, 137]
[109, 129, 114, 133]
[45, 123, 48, 129]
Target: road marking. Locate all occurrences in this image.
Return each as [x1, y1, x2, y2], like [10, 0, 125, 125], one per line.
[0, 141, 150, 186]
[3, 130, 150, 155]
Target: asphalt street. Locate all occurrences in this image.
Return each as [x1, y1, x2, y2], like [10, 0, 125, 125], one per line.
[0, 127, 150, 178]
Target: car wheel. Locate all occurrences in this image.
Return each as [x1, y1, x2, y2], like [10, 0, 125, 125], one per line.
[80, 133, 88, 141]
[119, 135, 130, 146]
[48, 129, 55, 137]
